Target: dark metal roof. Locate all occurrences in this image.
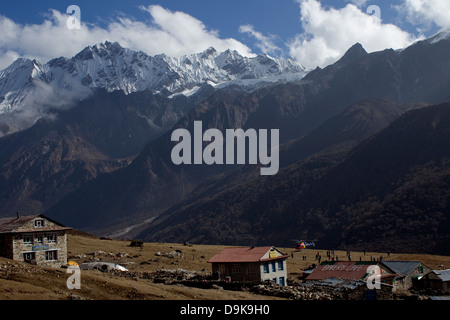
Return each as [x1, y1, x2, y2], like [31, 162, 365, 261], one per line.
[0, 214, 71, 234]
[380, 261, 422, 276]
[433, 269, 450, 282]
[0, 215, 38, 233]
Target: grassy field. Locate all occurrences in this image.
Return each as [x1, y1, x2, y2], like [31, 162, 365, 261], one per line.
[0, 230, 449, 300]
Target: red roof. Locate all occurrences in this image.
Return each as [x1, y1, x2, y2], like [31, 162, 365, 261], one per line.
[306, 261, 377, 281]
[208, 246, 288, 263]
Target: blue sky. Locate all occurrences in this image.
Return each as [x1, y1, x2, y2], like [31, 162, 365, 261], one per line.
[1, 1, 303, 40]
[0, 0, 447, 70]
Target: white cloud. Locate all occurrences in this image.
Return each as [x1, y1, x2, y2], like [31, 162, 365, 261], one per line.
[396, 0, 450, 30]
[346, 0, 371, 8]
[0, 5, 254, 70]
[0, 50, 20, 72]
[289, 0, 417, 70]
[238, 24, 282, 56]
[141, 5, 254, 57]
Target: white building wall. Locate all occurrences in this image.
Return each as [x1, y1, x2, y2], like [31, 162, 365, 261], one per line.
[260, 259, 287, 286]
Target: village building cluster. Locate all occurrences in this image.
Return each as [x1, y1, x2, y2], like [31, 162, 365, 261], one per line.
[206, 247, 450, 299]
[0, 213, 448, 300]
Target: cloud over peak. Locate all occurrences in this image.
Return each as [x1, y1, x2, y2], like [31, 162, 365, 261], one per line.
[397, 0, 450, 30]
[238, 24, 282, 56]
[288, 0, 417, 70]
[0, 5, 254, 70]
[1, 1, 447, 75]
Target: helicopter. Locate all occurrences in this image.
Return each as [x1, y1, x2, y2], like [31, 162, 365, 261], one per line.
[291, 239, 317, 251]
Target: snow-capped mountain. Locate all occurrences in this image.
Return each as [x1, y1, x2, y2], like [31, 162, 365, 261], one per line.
[426, 27, 450, 44]
[0, 41, 307, 115]
[0, 58, 48, 113]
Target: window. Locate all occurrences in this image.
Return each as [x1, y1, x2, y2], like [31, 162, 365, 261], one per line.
[263, 263, 270, 273]
[272, 278, 277, 284]
[23, 252, 35, 261]
[34, 219, 45, 228]
[22, 235, 33, 245]
[248, 265, 258, 274]
[47, 234, 57, 244]
[36, 235, 43, 244]
[232, 265, 240, 275]
[279, 277, 285, 286]
[271, 261, 276, 272]
[278, 261, 284, 271]
[45, 250, 57, 261]
[418, 265, 424, 274]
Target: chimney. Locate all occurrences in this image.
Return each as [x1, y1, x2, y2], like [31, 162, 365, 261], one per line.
[16, 211, 19, 218]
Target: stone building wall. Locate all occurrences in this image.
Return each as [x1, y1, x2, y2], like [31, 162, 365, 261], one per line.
[394, 263, 433, 290]
[0, 216, 70, 268]
[12, 231, 68, 267]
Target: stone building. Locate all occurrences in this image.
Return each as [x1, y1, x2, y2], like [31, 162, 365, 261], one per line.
[208, 246, 289, 286]
[379, 261, 433, 291]
[418, 269, 450, 293]
[0, 214, 72, 267]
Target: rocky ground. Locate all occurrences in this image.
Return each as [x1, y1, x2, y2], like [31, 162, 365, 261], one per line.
[0, 231, 449, 300]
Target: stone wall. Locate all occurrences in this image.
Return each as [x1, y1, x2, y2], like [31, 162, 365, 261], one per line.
[394, 263, 433, 291]
[12, 231, 67, 268]
[251, 281, 393, 300]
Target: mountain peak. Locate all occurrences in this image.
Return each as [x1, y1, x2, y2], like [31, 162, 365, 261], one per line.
[3, 57, 35, 71]
[0, 57, 44, 82]
[338, 43, 368, 64]
[201, 46, 218, 58]
[427, 28, 450, 44]
[72, 41, 126, 62]
[92, 41, 124, 55]
[97, 41, 123, 50]
[0, 42, 308, 115]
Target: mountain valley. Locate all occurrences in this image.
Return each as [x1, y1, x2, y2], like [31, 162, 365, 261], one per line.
[1, 31, 450, 255]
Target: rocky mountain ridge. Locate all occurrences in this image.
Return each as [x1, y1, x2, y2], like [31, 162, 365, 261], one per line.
[0, 42, 306, 135]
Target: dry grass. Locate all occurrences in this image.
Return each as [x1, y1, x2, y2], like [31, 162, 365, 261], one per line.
[0, 231, 448, 300]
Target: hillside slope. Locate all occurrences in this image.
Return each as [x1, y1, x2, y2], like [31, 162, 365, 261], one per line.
[138, 102, 450, 255]
[44, 36, 450, 236]
[0, 89, 196, 216]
